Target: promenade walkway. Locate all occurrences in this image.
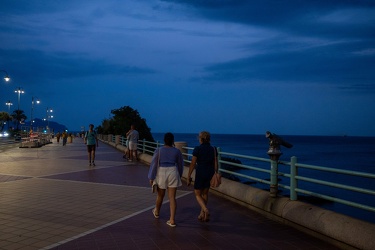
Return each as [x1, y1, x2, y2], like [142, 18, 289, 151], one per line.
[0, 138, 339, 249]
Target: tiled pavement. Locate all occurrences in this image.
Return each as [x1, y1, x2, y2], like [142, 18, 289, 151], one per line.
[0, 138, 340, 249]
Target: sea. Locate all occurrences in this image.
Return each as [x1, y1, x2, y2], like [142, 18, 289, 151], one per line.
[153, 133, 375, 224]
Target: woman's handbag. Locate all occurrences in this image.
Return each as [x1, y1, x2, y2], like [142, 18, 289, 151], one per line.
[210, 172, 221, 188]
[152, 149, 160, 193]
[210, 146, 221, 188]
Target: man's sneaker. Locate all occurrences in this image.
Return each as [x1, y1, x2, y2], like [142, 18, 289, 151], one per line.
[89, 162, 92, 166]
[92, 162, 96, 166]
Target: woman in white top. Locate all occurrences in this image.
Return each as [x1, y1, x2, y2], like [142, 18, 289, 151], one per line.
[148, 132, 183, 227]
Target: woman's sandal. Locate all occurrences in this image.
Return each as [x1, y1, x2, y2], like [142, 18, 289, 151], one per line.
[204, 209, 210, 222]
[166, 220, 176, 227]
[198, 211, 205, 221]
[152, 208, 159, 219]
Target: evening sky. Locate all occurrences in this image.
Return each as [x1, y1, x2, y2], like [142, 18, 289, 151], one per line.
[1, 0, 374, 136]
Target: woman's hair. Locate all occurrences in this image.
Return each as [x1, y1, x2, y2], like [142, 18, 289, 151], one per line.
[199, 131, 211, 143]
[164, 132, 174, 146]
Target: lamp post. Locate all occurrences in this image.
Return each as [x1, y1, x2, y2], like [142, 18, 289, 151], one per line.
[14, 87, 25, 130]
[1, 70, 10, 82]
[5, 100, 13, 112]
[44, 107, 53, 133]
[5, 101, 13, 130]
[14, 87, 24, 111]
[30, 97, 40, 132]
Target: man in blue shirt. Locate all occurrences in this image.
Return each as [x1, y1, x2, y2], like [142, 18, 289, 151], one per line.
[84, 124, 99, 166]
[126, 124, 139, 161]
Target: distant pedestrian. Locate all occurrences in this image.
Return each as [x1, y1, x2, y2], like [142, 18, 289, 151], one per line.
[148, 132, 183, 227]
[123, 133, 130, 160]
[126, 124, 139, 161]
[84, 124, 99, 166]
[68, 133, 73, 143]
[56, 131, 61, 143]
[62, 131, 68, 146]
[187, 131, 218, 222]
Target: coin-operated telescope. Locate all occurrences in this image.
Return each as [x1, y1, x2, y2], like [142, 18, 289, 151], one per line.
[266, 131, 293, 161]
[265, 131, 293, 197]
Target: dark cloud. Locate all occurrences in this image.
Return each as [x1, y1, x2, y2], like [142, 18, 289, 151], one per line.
[0, 49, 155, 85]
[0, 0, 75, 14]
[162, 0, 375, 39]
[161, 0, 375, 92]
[198, 40, 375, 90]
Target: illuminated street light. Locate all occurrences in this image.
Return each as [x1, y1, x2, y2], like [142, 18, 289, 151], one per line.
[14, 87, 25, 130]
[45, 107, 53, 133]
[30, 97, 40, 132]
[0, 69, 10, 82]
[14, 87, 25, 111]
[5, 100, 13, 112]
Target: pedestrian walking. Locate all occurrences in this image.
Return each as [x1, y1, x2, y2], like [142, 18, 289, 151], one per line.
[187, 131, 218, 222]
[126, 124, 139, 161]
[84, 124, 99, 166]
[148, 132, 183, 227]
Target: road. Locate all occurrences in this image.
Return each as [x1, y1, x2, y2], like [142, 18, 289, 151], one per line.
[0, 137, 21, 151]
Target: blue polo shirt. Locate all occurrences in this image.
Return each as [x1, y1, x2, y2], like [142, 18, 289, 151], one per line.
[85, 131, 97, 145]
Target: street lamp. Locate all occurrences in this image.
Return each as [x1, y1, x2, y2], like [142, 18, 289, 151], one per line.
[1, 70, 10, 82]
[5, 100, 13, 112]
[14, 87, 25, 130]
[45, 107, 53, 133]
[30, 97, 40, 132]
[14, 87, 25, 111]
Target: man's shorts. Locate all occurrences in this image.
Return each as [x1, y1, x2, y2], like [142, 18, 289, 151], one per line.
[87, 145, 96, 152]
[128, 141, 138, 150]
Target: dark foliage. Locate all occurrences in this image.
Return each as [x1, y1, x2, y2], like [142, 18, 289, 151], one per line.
[97, 106, 154, 142]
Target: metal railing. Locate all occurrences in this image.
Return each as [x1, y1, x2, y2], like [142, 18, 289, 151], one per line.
[102, 135, 375, 216]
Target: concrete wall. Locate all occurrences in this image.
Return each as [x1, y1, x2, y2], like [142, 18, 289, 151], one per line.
[102, 139, 375, 250]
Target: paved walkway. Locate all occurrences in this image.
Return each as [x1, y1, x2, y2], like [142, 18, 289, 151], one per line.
[0, 138, 339, 250]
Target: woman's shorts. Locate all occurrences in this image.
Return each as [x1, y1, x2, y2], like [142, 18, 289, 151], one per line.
[128, 141, 137, 150]
[155, 167, 182, 189]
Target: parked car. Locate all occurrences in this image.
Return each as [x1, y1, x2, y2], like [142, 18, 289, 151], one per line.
[0, 131, 9, 137]
[14, 134, 22, 141]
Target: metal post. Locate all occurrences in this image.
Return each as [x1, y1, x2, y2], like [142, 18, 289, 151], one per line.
[30, 97, 39, 132]
[290, 156, 298, 200]
[14, 87, 24, 130]
[217, 147, 222, 172]
[270, 159, 279, 197]
[266, 131, 293, 197]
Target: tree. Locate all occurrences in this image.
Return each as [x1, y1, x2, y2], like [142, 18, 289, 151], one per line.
[98, 106, 154, 142]
[0, 111, 11, 131]
[11, 109, 27, 130]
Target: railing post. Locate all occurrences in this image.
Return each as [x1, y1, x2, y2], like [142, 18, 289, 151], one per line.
[142, 139, 146, 153]
[124, 136, 127, 147]
[270, 159, 278, 197]
[115, 135, 120, 146]
[290, 156, 298, 201]
[217, 147, 222, 171]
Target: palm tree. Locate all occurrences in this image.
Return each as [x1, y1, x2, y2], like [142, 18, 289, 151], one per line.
[11, 109, 27, 130]
[0, 111, 11, 131]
